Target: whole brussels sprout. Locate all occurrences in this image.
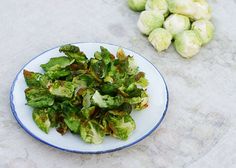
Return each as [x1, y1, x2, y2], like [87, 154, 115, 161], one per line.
[167, 0, 195, 18]
[167, 0, 212, 20]
[174, 30, 202, 58]
[145, 0, 169, 17]
[137, 11, 164, 35]
[148, 28, 172, 52]
[164, 14, 190, 36]
[192, 0, 212, 20]
[128, 0, 147, 12]
[192, 19, 214, 45]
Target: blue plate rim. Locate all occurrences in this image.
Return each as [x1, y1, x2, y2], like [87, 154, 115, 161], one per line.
[10, 42, 169, 154]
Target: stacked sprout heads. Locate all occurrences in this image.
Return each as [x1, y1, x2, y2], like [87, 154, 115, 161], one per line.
[128, 0, 215, 58]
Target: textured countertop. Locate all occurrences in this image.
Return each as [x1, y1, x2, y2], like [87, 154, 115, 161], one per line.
[0, 0, 235, 167]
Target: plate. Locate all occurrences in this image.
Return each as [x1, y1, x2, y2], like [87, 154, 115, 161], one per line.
[10, 42, 168, 154]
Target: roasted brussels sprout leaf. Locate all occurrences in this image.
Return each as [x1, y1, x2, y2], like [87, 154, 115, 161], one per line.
[23, 45, 149, 144]
[23, 70, 50, 88]
[59, 44, 88, 64]
[80, 120, 105, 144]
[46, 68, 71, 80]
[81, 106, 96, 119]
[108, 114, 136, 140]
[49, 81, 75, 98]
[32, 108, 51, 133]
[40, 56, 74, 72]
[64, 113, 81, 134]
[56, 121, 68, 135]
[92, 91, 124, 108]
[25, 88, 54, 108]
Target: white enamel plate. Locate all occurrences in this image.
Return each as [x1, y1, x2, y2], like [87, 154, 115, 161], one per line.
[10, 42, 168, 154]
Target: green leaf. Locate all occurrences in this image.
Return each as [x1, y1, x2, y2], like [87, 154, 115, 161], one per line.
[89, 59, 107, 81]
[107, 114, 136, 140]
[32, 108, 51, 133]
[59, 44, 88, 64]
[40, 56, 74, 72]
[46, 69, 71, 80]
[81, 106, 96, 119]
[92, 91, 124, 109]
[80, 120, 105, 144]
[23, 70, 50, 88]
[25, 88, 54, 108]
[64, 113, 81, 133]
[49, 81, 75, 98]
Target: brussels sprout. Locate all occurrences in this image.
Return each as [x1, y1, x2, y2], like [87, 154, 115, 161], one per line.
[167, 0, 195, 18]
[60, 100, 78, 113]
[72, 74, 96, 88]
[116, 48, 127, 61]
[49, 81, 75, 98]
[89, 58, 107, 82]
[56, 121, 68, 135]
[145, 0, 169, 16]
[40, 56, 74, 72]
[59, 44, 88, 64]
[25, 88, 54, 108]
[167, 0, 212, 20]
[100, 46, 114, 65]
[191, 19, 214, 45]
[81, 88, 95, 108]
[135, 72, 149, 88]
[101, 117, 112, 135]
[174, 30, 202, 58]
[81, 106, 96, 119]
[23, 70, 50, 88]
[148, 28, 172, 52]
[127, 56, 138, 75]
[32, 109, 51, 133]
[137, 11, 164, 35]
[126, 90, 148, 110]
[47, 107, 58, 128]
[164, 14, 190, 36]
[119, 83, 143, 98]
[127, 97, 143, 104]
[128, 0, 147, 12]
[107, 114, 136, 140]
[46, 69, 71, 80]
[80, 120, 105, 144]
[192, 0, 212, 20]
[64, 114, 81, 133]
[100, 83, 118, 96]
[119, 102, 133, 114]
[92, 91, 124, 108]
[133, 91, 149, 110]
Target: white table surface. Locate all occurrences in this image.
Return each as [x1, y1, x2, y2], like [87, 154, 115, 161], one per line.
[0, 0, 235, 168]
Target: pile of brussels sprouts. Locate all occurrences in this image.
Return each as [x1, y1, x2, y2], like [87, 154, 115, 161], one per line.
[128, 0, 215, 58]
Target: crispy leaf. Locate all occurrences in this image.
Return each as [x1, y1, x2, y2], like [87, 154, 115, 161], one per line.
[41, 56, 74, 72]
[32, 108, 51, 133]
[25, 88, 54, 108]
[49, 81, 75, 98]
